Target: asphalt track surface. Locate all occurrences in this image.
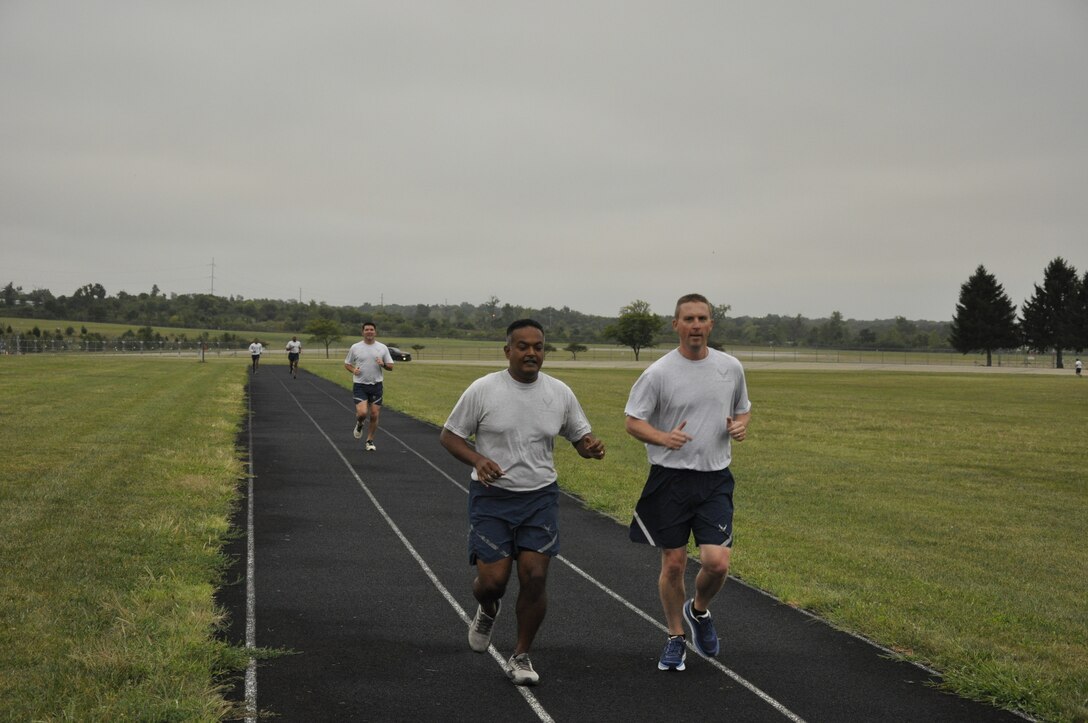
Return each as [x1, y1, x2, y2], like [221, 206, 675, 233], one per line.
[219, 367, 1028, 722]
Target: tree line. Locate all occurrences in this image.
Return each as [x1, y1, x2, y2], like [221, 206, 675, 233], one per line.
[5, 259, 1085, 364]
[1, 282, 952, 350]
[949, 257, 1087, 367]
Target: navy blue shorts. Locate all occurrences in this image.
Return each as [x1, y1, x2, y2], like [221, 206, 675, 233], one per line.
[468, 481, 560, 565]
[288, 353, 300, 362]
[352, 382, 383, 406]
[629, 465, 735, 549]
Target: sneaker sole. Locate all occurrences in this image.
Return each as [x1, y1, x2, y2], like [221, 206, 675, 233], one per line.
[508, 673, 540, 685]
[657, 659, 686, 671]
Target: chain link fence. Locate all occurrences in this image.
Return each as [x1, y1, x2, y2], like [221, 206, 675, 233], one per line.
[0, 336, 242, 356]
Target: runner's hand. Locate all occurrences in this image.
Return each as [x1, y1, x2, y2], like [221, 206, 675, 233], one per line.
[663, 421, 692, 449]
[475, 459, 504, 486]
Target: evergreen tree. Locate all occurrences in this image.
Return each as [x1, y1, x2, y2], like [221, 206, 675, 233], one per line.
[1077, 270, 1088, 353]
[948, 265, 1019, 366]
[1020, 257, 1081, 368]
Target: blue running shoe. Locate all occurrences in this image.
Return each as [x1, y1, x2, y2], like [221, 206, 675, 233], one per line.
[657, 635, 687, 671]
[683, 599, 720, 657]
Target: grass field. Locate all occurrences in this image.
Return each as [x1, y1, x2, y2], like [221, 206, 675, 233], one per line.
[0, 356, 249, 721]
[2, 353, 1085, 721]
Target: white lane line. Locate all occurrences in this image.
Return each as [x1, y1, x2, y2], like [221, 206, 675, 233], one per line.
[558, 556, 805, 723]
[280, 378, 554, 722]
[245, 385, 257, 723]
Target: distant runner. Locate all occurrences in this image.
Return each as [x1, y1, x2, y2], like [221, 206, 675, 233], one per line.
[248, 339, 263, 374]
[343, 322, 393, 451]
[285, 336, 302, 378]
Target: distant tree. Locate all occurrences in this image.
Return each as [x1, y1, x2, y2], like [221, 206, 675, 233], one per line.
[26, 288, 55, 309]
[564, 342, 588, 360]
[2, 282, 21, 306]
[1077, 270, 1088, 353]
[135, 325, 159, 343]
[857, 328, 877, 346]
[1020, 257, 1080, 368]
[306, 318, 342, 358]
[604, 300, 661, 361]
[411, 344, 425, 358]
[710, 303, 731, 345]
[817, 311, 849, 346]
[948, 265, 1020, 366]
[483, 295, 502, 329]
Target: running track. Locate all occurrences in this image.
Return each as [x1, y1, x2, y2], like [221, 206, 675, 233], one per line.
[217, 368, 1028, 722]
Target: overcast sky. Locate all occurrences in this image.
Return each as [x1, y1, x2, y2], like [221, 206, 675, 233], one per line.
[2, 2, 1086, 321]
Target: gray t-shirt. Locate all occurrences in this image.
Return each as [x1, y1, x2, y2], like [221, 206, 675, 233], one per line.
[344, 341, 392, 384]
[625, 348, 751, 471]
[444, 370, 593, 492]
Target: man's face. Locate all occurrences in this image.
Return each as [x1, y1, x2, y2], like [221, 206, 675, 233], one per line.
[673, 301, 713, 357]
[505, 326, 545, 383]
[362, 325, 376, 342]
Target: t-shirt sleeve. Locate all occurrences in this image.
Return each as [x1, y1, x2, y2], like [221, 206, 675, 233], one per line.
[560, 386, 593, 443]
[443, 382, 481, 439]
[733, 365, 752, 415]
[624, 369, 657, 420]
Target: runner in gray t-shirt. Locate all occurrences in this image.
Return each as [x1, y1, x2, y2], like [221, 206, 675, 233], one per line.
[440, 319, 605, 686]
[343, 322, 393, 451]
[624, 293, 752, 672]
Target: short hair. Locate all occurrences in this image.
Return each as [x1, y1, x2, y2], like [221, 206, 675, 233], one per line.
[674, 293, 712, 319]
[362, 321, 376, 330]
[506, 318, 544, 343]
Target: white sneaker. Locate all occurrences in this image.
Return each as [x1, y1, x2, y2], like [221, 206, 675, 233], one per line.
[353, 421, 364, 439]
[506, 653, 540, 686]
[365, 440, 376, 451]
[467, 602, 499, 652]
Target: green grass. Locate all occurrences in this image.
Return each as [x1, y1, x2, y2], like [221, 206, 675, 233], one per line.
[0, 356, 248, 721]
[305, 358, 1088, 722]
[4, 353, 1085, 721]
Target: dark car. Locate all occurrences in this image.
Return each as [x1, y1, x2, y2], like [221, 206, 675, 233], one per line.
[388, 346, 412, 361]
